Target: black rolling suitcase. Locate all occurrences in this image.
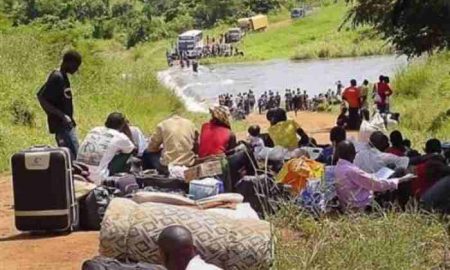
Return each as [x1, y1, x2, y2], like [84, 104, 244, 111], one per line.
[11, 146, 78, 232]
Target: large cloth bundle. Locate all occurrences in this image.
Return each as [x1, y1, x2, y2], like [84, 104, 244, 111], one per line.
[276, 157, 324, 194]
[99, 198, 273, 270]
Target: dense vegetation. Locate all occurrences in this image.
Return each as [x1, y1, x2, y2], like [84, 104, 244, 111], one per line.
[0, 0, 306, 48]
[393, 52, 450, 146]
[344, 0, 450, 57]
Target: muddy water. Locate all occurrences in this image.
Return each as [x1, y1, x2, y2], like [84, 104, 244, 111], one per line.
[157, 55, 408, 112]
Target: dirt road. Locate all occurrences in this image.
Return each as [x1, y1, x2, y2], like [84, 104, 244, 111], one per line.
[0, 111, 340, 269]
[0, 176, 98, 270]
[242, 111, 350, 144]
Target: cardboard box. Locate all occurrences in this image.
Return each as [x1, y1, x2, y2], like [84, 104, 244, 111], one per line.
[184, 160, 223, 182]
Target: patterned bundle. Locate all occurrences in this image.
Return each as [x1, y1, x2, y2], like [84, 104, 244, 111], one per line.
[99, 198, 273, 270]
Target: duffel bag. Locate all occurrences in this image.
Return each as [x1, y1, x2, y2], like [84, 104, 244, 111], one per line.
[82, 256, 164, 270]
[79, 186, 121, 231]
[103, 173, 139, 196]
[135, 172, 188, 192]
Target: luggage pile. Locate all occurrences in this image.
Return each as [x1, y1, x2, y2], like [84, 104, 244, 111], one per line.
[11, 146, 276, 269]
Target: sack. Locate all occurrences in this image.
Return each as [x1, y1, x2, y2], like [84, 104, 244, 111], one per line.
[103, 173, 139, 196]
[79, 186, 121, 231]
[189, 178, 223, 200]
[296, 166, 338, 215]
[82, 256, 164, 270]
[276, 157, 324, 194]
[100, 199, 273, 270]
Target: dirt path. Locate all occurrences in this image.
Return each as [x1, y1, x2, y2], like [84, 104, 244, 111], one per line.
[240, 111, 354, 144]
[0, 111, 342, 269]
[0, 175, 98, 270]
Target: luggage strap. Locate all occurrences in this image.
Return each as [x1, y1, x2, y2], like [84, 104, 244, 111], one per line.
[15, 209, 69, 217]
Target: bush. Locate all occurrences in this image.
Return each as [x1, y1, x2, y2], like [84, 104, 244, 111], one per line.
[9, 100, 35, 127]
[92, 19, 114, 39]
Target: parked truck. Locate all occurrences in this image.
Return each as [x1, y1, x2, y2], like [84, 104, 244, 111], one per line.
[238, 14, 269, 32]
[226, 28, 243, 43]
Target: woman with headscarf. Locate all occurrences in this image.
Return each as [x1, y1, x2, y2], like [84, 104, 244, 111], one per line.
[198, 106, 237, 158]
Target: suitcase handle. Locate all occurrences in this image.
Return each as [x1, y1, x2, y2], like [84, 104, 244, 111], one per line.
[29, 145, 52, 151]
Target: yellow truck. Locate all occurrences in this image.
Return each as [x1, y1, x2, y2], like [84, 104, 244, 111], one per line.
[238, 14, 268, 32]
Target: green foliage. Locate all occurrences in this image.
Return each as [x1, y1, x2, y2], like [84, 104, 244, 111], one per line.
[9, 100, 36, 127]
[392, 52, 450, 146]
[343, 0, 450, 57]
[0, 28, 184, 171]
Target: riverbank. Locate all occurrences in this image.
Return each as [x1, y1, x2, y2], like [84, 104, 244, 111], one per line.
[199, 1, 392, 66]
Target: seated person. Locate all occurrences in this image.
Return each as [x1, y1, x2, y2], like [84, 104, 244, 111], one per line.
[77, 112, 136, 185]
[334, 141, 414, 211]
[336, 107, 349, 128]
[354, 131, 409, 174]
[128, 123, 148, 158]
[386, 130, 406, 157]
[198, 106, 237, 158]
[403, 139, 421, 158]
[317, 126, 346, 165]
[247, 125, 264, 157]
[266, 108, 302, 150]
[145, 115, 198, 175]
[421, 176, 450, 214]
[411, 139, 447, 198]
[158, 225, 222, 270]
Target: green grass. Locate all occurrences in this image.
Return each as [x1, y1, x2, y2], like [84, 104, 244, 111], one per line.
[392, 52, 450, 146]
[201, 1, 392, 65]
[273, 205, 450, 269]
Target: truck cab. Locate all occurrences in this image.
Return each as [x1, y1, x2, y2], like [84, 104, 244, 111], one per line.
[291, 8, 305, 19]
[227, 28, 242, 43]
[178, 30, 203, 59]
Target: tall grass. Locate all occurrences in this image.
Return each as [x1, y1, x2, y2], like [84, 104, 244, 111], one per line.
[273, 205, 450, 269]
[392, 52, 450, 146]
[0, 27, 184, 171]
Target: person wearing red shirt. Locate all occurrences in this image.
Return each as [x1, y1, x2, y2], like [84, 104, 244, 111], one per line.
[198, 106, 237, 158]
[374, 75, 393, 113]
[342, 79, 361, 130]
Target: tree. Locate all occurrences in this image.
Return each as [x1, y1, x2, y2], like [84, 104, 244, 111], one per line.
[343, 0, 450, 57]
[245, 0, 281, 14]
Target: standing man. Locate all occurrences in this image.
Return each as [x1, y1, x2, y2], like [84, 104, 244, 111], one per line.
[37, 50, 82, 159]
[342, 79, 361, 130]
[360, 79, 370, 121]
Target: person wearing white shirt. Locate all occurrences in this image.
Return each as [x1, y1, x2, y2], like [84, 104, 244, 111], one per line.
[129, 125, 148, 157]
[158, 225, 222, 270]
[77, 112, 136, 185]
[354, 131, 409, 174]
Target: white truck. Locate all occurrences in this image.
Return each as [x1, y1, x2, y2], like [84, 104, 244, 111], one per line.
[177, 30, 204, 59]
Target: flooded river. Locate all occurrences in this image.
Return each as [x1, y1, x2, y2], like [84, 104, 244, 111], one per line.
[157, 55, 408, 112]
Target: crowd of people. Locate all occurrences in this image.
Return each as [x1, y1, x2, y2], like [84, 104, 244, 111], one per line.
[36, 50, 450, 269]
[167, 34, 245, 68]
[218, 88, 341, 120]
[339, 76, 393, 130]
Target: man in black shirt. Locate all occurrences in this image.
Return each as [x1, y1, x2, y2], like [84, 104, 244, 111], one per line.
[37, 50, 82, 159]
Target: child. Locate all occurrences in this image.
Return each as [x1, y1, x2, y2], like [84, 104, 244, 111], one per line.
[336, 107, 349, 128]
[247, 125, 265, 156]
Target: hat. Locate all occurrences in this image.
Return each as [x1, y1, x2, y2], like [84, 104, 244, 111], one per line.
[210, 106, 231, 128]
